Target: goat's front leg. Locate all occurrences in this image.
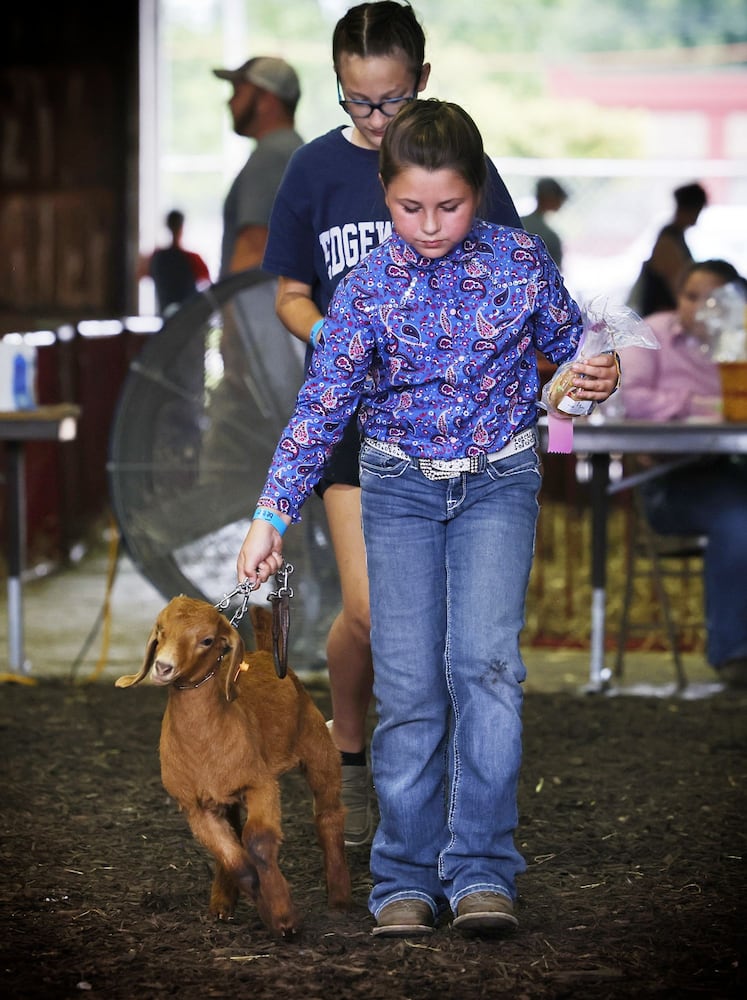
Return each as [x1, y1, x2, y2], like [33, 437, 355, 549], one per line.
[208, 802, 246, 918]
[242, 780, 301, 938]
[181, 803, 259, 920]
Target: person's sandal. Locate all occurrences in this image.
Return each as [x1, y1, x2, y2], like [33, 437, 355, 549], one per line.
[452, 892, 518, 935]
[372, 899, 435, 937]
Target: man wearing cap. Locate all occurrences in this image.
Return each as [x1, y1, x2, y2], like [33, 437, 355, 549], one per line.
[521, 177, 568, 270]
[214, 57, 303, 277]
[200, 57, 304, 486]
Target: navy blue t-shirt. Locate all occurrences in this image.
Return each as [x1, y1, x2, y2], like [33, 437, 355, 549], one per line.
[263, 125, 521, 315]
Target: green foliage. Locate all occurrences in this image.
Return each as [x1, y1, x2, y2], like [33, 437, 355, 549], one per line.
[417, 0, 747, 53]
[159, 0, 746, 164]
[466, 87, 647, 160]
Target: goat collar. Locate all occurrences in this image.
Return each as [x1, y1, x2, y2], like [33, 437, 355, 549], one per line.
[173, 650, 225, 691]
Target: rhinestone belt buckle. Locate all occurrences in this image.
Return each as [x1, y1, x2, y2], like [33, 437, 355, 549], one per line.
[418, 453, 487, 481]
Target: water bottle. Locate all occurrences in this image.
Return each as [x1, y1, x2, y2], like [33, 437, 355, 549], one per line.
[13, 350, 35, 409]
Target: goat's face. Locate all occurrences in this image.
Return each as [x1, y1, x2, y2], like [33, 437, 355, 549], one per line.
[115, 596, 245, 698]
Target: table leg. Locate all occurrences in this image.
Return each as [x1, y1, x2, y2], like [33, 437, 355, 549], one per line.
[587, 452, 612, 692]
[5, 440, 29, 674]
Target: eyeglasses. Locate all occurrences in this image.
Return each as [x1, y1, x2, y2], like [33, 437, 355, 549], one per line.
[336, 75, 419, 120]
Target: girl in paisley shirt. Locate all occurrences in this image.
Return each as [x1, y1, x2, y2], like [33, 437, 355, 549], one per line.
[238, 100, 619, 937]
[263, 1, 521, 847]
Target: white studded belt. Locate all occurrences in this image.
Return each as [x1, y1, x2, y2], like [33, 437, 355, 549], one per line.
[364, 428, 536, 481]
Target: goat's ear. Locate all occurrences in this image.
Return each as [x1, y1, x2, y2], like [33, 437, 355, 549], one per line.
[224, 631, 246, 702]
[115, 630, 157, 688]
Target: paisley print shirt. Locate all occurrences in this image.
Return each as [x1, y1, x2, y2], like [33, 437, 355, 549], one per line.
[259, 220, 583, 521]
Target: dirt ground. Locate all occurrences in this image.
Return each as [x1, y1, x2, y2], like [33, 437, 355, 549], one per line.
[1, 674, 745, 1000]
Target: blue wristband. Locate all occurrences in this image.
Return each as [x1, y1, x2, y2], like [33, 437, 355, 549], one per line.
[309, 318, 324, 348]
[253, 507, 287, 536]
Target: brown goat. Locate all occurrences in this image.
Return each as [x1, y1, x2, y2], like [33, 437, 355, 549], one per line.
[115, 596, 351, 937]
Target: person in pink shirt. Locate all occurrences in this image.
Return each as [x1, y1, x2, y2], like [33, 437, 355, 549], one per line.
[620, 259, 747, 688]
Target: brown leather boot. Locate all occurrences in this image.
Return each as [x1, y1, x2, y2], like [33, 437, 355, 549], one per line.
[452, 892, 518, 934]
[372, 898, 435, 937]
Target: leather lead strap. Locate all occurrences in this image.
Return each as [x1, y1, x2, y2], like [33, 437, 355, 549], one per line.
[270, 592, 290, 679]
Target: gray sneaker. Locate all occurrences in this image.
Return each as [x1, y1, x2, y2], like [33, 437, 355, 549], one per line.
[327, 720, 374, 846]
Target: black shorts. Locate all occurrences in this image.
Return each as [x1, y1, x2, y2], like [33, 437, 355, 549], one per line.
[314, 415, 361, 497]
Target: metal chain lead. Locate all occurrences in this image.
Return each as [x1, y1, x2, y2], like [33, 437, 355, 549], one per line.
[215, 563, 294, 638]
[215, 580, 257, 627]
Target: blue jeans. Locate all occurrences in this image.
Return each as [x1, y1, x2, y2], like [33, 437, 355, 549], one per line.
[639, 456, 747, 668]
[359, 439, 541, 919]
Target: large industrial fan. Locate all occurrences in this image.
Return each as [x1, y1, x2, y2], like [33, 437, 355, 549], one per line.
[108, 270, 340, 666]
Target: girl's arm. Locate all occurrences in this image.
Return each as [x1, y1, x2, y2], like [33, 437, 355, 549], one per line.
[236, 517, 288, 589]
[243, 273, 376, 525]
[275, 276, 323, 344]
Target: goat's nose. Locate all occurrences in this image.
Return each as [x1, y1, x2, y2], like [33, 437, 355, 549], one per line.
[152, 658, 175, 683]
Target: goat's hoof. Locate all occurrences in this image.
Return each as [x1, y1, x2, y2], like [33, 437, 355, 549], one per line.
[267, 910, 303, 940]
[210, 885, 238, 916]
[277, 921, 302, 941]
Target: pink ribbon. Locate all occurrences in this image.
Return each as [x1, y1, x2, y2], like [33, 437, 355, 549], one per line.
[547, 413, 574, 454]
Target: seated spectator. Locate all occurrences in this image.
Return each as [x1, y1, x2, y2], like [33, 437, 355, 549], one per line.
[620, 259, 747, 688]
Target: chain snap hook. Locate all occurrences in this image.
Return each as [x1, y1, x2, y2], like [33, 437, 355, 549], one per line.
[216, 565, 294, 679]
[215, 579, 258, 628]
